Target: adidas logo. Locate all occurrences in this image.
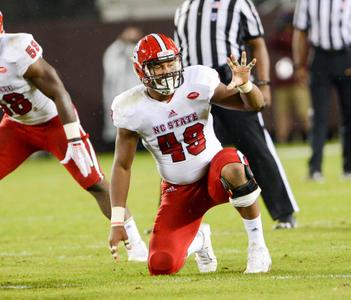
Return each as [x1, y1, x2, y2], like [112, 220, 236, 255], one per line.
[168, 109, 178, 118]
[165, 186, 177, 193]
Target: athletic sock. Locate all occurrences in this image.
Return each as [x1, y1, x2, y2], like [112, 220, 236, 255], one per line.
[124, 217, 143, 246]
[187, 230, 204, 256]
[242, 214, 266, 247]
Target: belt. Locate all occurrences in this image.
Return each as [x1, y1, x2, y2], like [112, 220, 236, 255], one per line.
[313, 46, 350, 54]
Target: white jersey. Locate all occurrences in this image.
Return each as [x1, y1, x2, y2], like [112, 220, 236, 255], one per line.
[0, 33, 57, 125]
[111, 65, 223, 184]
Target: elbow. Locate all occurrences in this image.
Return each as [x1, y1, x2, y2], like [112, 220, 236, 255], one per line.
[243, 98, 265, 112]
[257, 102, 266, 112]
[256, 96, 266, 111]
[249, 93, 265, 112]
[251, 101, 265, 112]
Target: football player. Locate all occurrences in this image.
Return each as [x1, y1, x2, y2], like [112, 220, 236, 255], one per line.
[0, 11, 147, 262]
[109, 33, 272, 275]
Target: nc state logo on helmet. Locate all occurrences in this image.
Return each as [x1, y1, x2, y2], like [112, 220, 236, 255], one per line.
[133, 33, 184, 95]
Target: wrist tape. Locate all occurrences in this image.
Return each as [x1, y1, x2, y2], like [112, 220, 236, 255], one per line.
[111, 206, 125, 227]
[63, 122, 81, 140]
[237, 81, 253, 94]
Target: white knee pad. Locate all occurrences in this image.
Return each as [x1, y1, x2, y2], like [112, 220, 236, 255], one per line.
[229, 186, 261, 208]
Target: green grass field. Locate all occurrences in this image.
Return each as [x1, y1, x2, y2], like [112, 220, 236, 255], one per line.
[1, 142, 351, 299]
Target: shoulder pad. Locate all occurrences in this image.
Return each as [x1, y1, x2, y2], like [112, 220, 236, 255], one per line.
[3, 33, 43, 76]
[111, 85, 145, 131]
[184, 65, 220, 90]
[3, 33, 39, 62]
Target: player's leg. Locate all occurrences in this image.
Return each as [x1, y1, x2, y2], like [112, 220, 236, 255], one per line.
[44, 116, 148, 261]
[334, 68, 351, 177]
[308, 51, 332, 178]
[308, 82, 331, 178]
[208, 148, 271, 273]
[0, 117, 37, 180]
[148, 178, 213, 275]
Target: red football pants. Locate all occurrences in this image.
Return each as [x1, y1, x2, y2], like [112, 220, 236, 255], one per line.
[0, 115, 103, 189]
[148, 148, 248, 275]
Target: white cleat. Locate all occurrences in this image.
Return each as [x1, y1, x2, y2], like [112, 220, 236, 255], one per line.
[195, 223, 217, 273]
[127, 240, 148, 262]
[244, 243, 272, 274]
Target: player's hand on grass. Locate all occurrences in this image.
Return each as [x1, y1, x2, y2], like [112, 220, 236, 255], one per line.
[109, 226, 130, 262]
[61, 140, 93, 177]
[226, 51, 256, 90]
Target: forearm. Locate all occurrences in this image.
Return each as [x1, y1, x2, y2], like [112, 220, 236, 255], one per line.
[110, 162, 131, 208]
[109, 128, 137, 227]
[54, 90, 77, 125]
[292, 29, 309, 67]
[40, 68, 77, 124]
[240, 83, 265, 111]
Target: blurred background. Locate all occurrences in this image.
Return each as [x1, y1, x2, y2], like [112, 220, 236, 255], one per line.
[0, 0, 340, 151]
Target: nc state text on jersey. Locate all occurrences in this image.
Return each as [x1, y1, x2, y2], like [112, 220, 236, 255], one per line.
[153, 112, 199, 134]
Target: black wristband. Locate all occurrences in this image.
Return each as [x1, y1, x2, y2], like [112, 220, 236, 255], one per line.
[255, 80, 271, 86]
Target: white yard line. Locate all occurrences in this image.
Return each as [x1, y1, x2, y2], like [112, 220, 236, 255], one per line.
[265, 274, 351, 280]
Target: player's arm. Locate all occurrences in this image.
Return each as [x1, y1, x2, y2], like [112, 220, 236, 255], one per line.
[24, 57, 76, 125]
[24, 57, 93, 177]
[109, 127, 139, 261]
[292, 29, 309, 84]
[246, 37, 271, 106]
[211, 51, 265, 111]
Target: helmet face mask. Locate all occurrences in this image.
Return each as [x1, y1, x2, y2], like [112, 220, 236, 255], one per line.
[144, 55, 183, 95]
[133, 34, 184, 95]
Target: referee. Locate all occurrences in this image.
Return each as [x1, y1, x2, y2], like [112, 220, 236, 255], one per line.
[174, 0, 299, 228]
[293, 0, 351, 180]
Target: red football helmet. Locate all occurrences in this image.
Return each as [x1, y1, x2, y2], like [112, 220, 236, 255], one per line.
[133, 33, 183, 95]
[0, 11, 4, 35]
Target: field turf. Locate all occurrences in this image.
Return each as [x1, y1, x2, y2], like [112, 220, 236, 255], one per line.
[0, 142, 350, 299]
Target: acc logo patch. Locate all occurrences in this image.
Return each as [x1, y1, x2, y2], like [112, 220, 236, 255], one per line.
[187, 92, 200, 100]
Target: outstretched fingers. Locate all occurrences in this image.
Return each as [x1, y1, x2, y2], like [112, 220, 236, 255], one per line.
[109, 239, 131, 262]
[241, 51, 247, 66]
[227, 52, 256, 70]
[226, 52, 257, 90]
[227, 55, 239, 70]
[247, 58, 256, 70]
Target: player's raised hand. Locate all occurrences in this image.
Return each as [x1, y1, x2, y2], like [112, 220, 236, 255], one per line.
[61, 140, 93, 177]
[226, 51, 256, 90]
[109, 226, 131, 262]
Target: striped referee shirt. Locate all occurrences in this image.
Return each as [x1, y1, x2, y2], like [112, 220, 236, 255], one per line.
[174, 0, 264, 68]
[293, 0, 351, 50]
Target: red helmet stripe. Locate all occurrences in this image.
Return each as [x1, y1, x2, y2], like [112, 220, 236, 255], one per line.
[150, 34, 167, 52]
[0, 11, 3, 34]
